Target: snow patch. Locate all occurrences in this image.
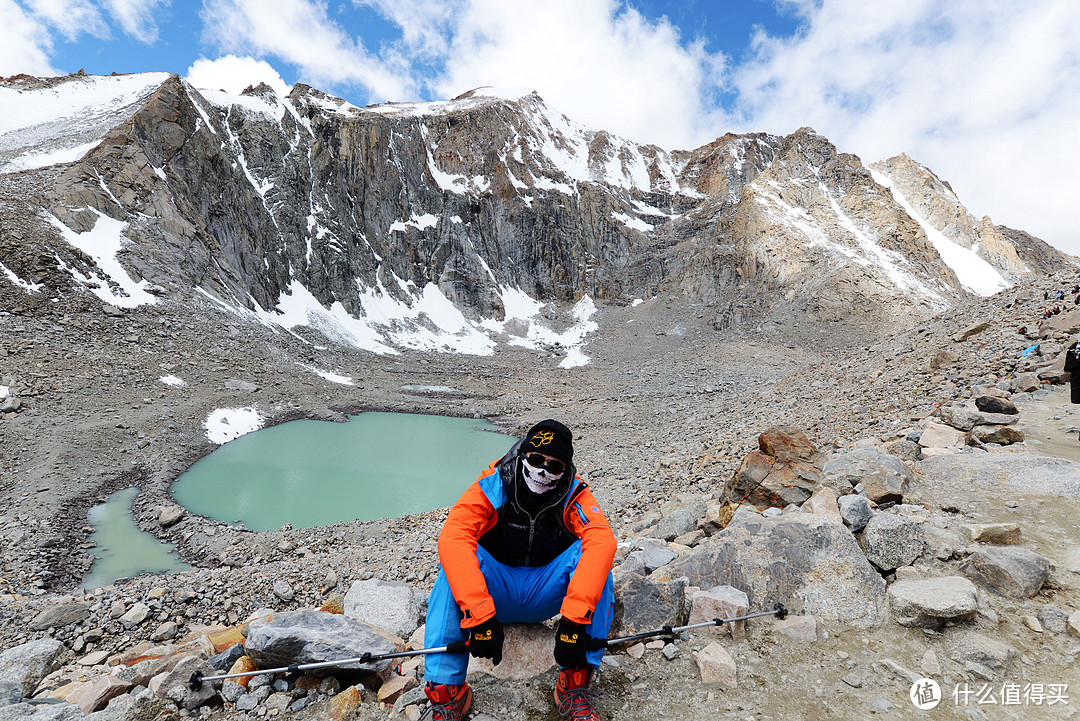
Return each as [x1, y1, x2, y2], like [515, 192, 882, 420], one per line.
[390, 213, 438, 233]
[612, 211, 653, 233]
[159, 375, 186, 387]
[871, 169, 1010, 296]
[301, 365, 354, 385]
[1, 262, 43, 292]
[204, 407, 263, 444]
[47, 209, 159, 307]
[631, 298, 644, 307]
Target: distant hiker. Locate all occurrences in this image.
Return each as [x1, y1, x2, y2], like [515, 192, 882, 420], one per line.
[423, 419, 616, 721]
[1072, 284, 1078, 293]
[1045, 291, 1050, 300]
[1066, 341, 1080, 405]
[1018, 326, 1026, 334]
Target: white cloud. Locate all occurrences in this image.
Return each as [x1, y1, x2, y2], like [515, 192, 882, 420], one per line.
[726, 0, 1080, 252]
[0, 0, 59, 76]
[26, 0, 109, 41]
[200, 0, 414, 100]
[185, 55, 291, 97]
[433, 0, 728, 151]
[102, 0, 170, 44]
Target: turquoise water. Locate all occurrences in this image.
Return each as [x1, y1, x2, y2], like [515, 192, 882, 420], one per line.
[83, 487, 190, 588]
[171, 412, 516, 531]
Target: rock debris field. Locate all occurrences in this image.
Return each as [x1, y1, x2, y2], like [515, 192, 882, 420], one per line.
[2, 273, 1080, 721]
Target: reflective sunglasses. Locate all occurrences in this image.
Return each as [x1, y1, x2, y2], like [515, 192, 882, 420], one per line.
[523, 453, 566, 475]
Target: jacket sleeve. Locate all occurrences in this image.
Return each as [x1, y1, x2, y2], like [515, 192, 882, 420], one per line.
[559, 483, 617, 625]
[437, 473, 500, 628]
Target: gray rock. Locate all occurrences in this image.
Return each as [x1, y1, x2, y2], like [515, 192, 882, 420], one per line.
[922, 526, 967, 561]
[89, 687, 172, 721]
[938, 405, 981, 432]
[235, 694, 258, 711]
[610, 571, 686, 636]
[119, 602, 150, 628]
[1037, 604, 1069, 634]
[975, 411, 1019, 426]
[343, 579, 421, 639]
[821, 448, 913, 504]
[150, 621, 178, 642]
[887, 577, 978, 627]
[0, 639, 64, 695]
[221, 681, 245, 703]
[272, 580, 295, 602]
[837, 495, 873, 532]
[959, 546, 1051, 598]
[656, 514, 886, 627]
[859, 513, 925, 571]
[208, 643, 246, 672]
[157, 505, 185, 527]
[627, 538, 677, 573]
[152, 655, 218, 710]
[224, 379, 259, 392]
[245, 610, 397, 674]
[883, 438, 921, 463]
[647, 507, 698, 542]
[0, 681, 22, 707]
[948, 631, 1017, 675]
[29, 603, 89, 631]
[971, 425, 1024, 445]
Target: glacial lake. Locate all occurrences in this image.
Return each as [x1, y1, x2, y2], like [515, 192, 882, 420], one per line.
[171, 412, 516, 531]
[83, 487, 190, 588]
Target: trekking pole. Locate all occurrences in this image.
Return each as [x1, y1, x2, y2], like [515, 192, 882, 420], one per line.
[589, 603, 787, 649]
[189, 641, 468, 689]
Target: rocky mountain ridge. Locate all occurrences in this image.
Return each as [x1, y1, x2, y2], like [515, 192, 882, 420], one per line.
[1, 71, 1072, 360]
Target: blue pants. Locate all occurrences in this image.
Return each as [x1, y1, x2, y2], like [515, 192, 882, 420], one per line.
[424, 541, 615, 685]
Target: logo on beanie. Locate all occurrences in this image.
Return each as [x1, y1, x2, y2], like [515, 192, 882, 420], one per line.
[530, 430, 554, 447]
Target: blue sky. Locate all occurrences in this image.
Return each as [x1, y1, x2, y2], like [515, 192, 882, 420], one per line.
[2, 1, 1079, 254]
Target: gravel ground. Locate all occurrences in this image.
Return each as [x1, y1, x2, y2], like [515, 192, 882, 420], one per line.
[2, 271, 1079, 720]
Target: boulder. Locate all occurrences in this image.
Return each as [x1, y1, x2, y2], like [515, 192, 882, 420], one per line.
[150, 655, 218, 711]
[687, 586, 749, 639]
[954, 322, 991, 341]
[959, 547, 1051, 598]
[623, 539, 677, 575]
[1012, 373, 1041, 392]
[1037, 604, 1069, 634]
[647, 507, 698, 541]
[887, 577, 978, 628]
[771, 615, 817, 643]
[801, 487, 842, 524]
[974, 395, 1018, 415]
[344, 579, 421, 639]
[975, 411, 1018, 426]
[922, 526, 967, 561]
[859, 513, 925, 571]
[917, 422, 967, 457]
[694, 643, 737, 689]
[119, 603, 151, 628]
[245, 610, 398, 675]
[971, 426, 1024, 445]
[961, 523, 1021, 545]
[724, 427, 822, 508]
[157, 505, 185, 527]
[947, 631, 1017, 675]
[920, 452, 1080, 499]
[655, 514, 885, 627]
[0, 639, 64, 695]
[610, 572, 686, 636]
[838, 495, 873, 533]
[821, 447, 914, 505]
[76, 677, 132, 714]
[938, 406, 981, 432]
[883, 438, 921, 463]
[29, 603, 89, 631]
[468, 623, 555, 680]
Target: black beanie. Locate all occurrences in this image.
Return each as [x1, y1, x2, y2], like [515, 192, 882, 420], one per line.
[523, 419, 574, 466]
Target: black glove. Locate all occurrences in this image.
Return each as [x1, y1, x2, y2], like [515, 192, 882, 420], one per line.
[554, 619, 591, 668]
[466, 617, 503, 665]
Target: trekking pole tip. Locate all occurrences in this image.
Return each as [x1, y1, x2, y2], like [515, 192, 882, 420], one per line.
[775, 603, 788, 620]
[188, 672, 203, 690]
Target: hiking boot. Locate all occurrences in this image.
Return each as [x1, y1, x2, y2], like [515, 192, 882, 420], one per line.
[554, 667, 599, 721]
[423, 682, 472, 721]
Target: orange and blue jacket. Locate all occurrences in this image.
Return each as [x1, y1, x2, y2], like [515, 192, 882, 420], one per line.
[438, 445, 616, 628]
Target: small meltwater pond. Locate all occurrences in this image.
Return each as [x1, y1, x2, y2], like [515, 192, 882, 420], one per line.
[171, 412, 516, 531]
[83, 488, 190, 588]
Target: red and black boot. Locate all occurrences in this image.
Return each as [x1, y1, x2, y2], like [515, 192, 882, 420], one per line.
[423, 682, 472, 721]
[554, 667, 599, 721]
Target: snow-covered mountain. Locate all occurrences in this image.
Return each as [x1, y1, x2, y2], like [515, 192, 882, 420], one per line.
[0, 72, 1071, 359]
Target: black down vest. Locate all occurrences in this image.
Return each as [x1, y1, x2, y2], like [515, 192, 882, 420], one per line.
[477, 451, 580, 567]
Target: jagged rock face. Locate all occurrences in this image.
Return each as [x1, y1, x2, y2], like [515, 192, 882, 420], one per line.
[2, 72, 1069, 353]
[870, 153, 1070, 281]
